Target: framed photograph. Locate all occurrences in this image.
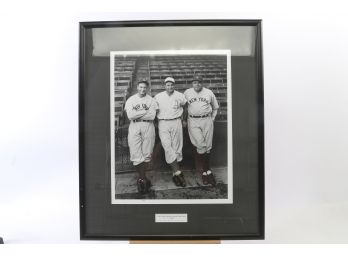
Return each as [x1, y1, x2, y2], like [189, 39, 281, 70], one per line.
[79, 20, 264, 240]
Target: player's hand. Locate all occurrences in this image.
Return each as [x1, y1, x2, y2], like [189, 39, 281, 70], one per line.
[182, 121, 187, 128]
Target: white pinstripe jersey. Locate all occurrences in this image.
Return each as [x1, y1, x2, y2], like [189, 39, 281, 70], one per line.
[154, 90, 187, 119]
[124, 94, 158, 120]
[184, 87, 219, 116]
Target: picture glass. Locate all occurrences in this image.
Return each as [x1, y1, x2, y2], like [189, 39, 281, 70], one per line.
[80, 22, 263, 239]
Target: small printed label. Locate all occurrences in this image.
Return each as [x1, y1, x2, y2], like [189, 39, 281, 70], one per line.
[155, 214, 188, 223]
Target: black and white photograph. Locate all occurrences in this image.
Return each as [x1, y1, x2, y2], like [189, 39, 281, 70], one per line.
[110, 50, 232, 204]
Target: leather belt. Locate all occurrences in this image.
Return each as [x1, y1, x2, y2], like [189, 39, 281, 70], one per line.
[189, 114, 210, 118]
[159, 117, 181, 121]
[132, 119, 153, 123]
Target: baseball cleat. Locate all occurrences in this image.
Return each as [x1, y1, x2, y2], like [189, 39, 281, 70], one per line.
[177, 173, 186, 187]
[172, 173, 186, 187]
[137, 179, 146, 194]
[207, 173, 216, 186]
[172, 175, 181, 187]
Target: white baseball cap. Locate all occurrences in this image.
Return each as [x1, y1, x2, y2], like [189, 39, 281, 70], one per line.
[164, 77, 175, 84]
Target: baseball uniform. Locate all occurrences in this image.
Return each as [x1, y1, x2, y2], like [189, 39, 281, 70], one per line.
[154, 90, 187, 164]
[124, 93, 158, 166]
[184, 87, 219, 154]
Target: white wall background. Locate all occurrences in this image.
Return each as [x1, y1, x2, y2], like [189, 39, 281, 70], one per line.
[0, 3, 348, 244]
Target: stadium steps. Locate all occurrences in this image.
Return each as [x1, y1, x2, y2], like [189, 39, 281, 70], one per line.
[132, 57, 150, 94]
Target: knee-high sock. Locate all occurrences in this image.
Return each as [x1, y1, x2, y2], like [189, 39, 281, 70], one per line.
[197, 152, 207, 173]
[169, 159, 179, 173]
[205, 152, 211, 171]
[136, 162, 146, 179]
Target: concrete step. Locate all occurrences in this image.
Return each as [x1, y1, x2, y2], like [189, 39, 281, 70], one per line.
[115, 167, 227, 195]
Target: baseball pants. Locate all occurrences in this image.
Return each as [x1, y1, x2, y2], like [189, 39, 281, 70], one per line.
[158, 119, 183, 164]
[187, 116, 214, 154]
[128, 121, 155, 166]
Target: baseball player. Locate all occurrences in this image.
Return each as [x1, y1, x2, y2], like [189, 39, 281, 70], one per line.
[184, 75, 219, 186]
[154, 77, 187, 187]
[124, 78, 158, 194]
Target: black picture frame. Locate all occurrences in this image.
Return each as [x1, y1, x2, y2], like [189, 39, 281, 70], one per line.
[79, 19, 264, 240]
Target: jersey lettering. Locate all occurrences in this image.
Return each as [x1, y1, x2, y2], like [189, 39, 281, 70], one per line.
[184, 88, 219, 116]
[188, 97, 209, 105]
[132, 103, 149, 111]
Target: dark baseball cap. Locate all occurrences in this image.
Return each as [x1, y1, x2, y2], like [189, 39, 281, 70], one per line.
[191, 75, 202, 82]
[137, 78, 149, 86]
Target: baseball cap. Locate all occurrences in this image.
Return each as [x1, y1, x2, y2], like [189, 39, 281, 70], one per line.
[191, 75, 202, 82]
[137, 78, 149, 86]
[164, 77, 175, 84]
